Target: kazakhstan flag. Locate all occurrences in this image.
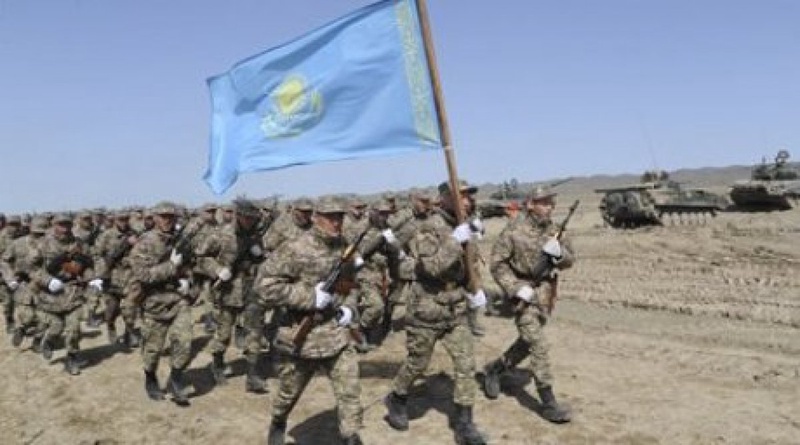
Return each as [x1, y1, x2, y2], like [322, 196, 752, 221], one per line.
[204, 0, 442, 194]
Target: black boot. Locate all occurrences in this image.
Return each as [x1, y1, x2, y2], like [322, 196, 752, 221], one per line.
[482, 359, 505, 400]
[341, 434, 363, 445]
[64, 352, 81, 376]
[5, 315, 15, 334]
[266, 417, 286, 445]
[454, 404, 487, 445]
[210, 352, 228, 386]
[168, 367, 190, 406]
[41, 337, 54, 360]
[245, 354, 267, 394]
[11, 327, 25, 348]
[31, 336, 43, 353]
[144, 370, 165, 401]
[87, 312, 102, 329]
[107, 325, 118, 345]
[384, 392, 409, 431]
[201, 312, 217, 334]
[467, 310, 485, 337]
[127, 327, 141, 348]
[234, 324, 247, 350]
[537, 386, 571, 423]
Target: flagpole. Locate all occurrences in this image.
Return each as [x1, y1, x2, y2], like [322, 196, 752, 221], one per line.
[415, 0, 480, 292]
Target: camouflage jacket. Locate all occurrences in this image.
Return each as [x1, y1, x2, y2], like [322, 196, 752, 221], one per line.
[73, 225, 101, 251]
[254, 226, 359, 359]
[128, 228, 187, 320]
[343, 213, 369, 245]
[94, 226, 138, 294]
[405, 208, 475, 329]
[490, 212, 575, 322]
[1, 234, 43, 305]
[33, 234, 93, 313]
[262, 212, 309, 254]
[193, 222, 262, 307]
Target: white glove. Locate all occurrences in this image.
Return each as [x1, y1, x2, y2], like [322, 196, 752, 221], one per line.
[353, 255, 365, 270]
[250, 244, 263, 257]
[7, 280, 19, 291]
[452, 222, 474, 244]
[396, 249, 407, 261]
[217, 267, 232, 282]
[542, 238, 562, 258]
[516, 285, 536, 303]
[336, 306, 354, 326]
[469, 217, 485, 238]
[169, 249, 183, 267]
[314, 282, 333, 309]
[48, 278, 64, 293]
[381, 229, 398, 245]
[468, 289, 487, 309]
[88, 278, 104, 292]
[177, 278, 191, 296]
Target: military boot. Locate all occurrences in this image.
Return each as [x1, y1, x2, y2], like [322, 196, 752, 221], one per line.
[107, 324, 118, 345]
[87, 312, 103, 329]
[201, 312, 217, 334]
[341, 434, 363, 445]
[168, 367, 190, 406]
[453, 404, 487, 445]
[467, 310, 485, 337]
[234, 324, 247, 350]
[537, 386, 571, 423]
[384, 392, 409, 431]
[31, 336, 43, 353]
[482, 359, 506, 400]
[144, 370, 165, 401]
[245, 354, 267, 394]
[41, 337, 54, 360]
[266, 417, 286, 445]
[11, 327, 25, 348]
[209, 352, 228, 386]
[64, 352, 81, 376]
[127, 327, 141, 348]
[5, 315, 15, 334]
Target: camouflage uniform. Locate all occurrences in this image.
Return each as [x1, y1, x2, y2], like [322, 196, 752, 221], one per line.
[33, 214, 94, 375]
[128, 202, 193, 405]
[485, 186, 575, 423]
[255, 197, 362, 443]
[93, 213, 139, 346]
[73, 212, 103, 325]
[184, 206, 221, 334]
[0, 216, 23, 332]
[1, 218, 47, 345]
[385, 181, 487, 444]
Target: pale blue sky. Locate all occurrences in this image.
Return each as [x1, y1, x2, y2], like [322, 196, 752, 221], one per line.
[2, 0, 798, 213]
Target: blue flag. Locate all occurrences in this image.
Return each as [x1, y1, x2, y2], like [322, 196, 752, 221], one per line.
[204, 0, 442, 194]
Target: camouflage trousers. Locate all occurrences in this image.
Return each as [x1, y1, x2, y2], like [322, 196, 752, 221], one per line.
[141, 302, 193, 372]
[243, 301, 270, 356]
[40, 307, 83, 354]
[15, 303, 38, 333]
[358, 282, 385, 330]
[208, 305, 243, 355]
[392, 323, 477, 406]
[103, 290, 137, 328]
[1, 285, 13, 323]
[83, 286, 103, 320]
[500, 312, 553, 389]
[272, 346, 362, 438]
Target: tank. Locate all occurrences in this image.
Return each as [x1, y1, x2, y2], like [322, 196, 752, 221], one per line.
[729, 150, 800, 210]
[478, 178, 571, 219]
[596, 171, 726, 228]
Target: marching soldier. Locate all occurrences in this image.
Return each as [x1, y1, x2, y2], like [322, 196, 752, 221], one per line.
[128, 202, 194, 406]
[34, 213, 101, 375]
[483, 185, 575, 423]
[0, 215, 23, 333]
[256, 196, 364, 445]
[384, 180, 488, 445]
[342, 197, 369, 244]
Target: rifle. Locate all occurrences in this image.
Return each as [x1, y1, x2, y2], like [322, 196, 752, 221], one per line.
[129, 224, 194, 306]
[516, 200, 580, 314]
[46, 249, 94, 286]
[292, 228, 368, 353]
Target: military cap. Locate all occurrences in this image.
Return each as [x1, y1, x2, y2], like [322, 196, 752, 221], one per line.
[6, 215, 22, 224]
[234, 198, 261, 218]
[372, 200, 393, 212]
[151, 201, 178, 215]
[528, 185, 557, 201]
[293, 198, 314, 212]
[201, 202, 219, 212]
[30, 217, 48, 234]
[53, 213, 73, 224]
[350, 197, 367, 208]
[79, 211, 93, 219]
[438, 179, 478, 195]
[315, 196, 347, 214]
[410, 189, 434, 201]
[114, 209, 131, 219]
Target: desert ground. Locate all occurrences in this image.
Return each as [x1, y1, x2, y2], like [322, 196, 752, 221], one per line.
[1, 169, 798, 445]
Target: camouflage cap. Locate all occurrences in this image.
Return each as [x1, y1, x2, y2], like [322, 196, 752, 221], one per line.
[372, 200, 393, 212]
[30, 217, 48, 234]
[350, 197, 367, 208]
[438, 179, 478, 195]
[293, 198, 314, 212]
[528, 185, 557, 201]
[53, 212, 73, 224]
[234, 198, 261, 218]
[315, 196, 346, 214]
[151, 201, 178, 215]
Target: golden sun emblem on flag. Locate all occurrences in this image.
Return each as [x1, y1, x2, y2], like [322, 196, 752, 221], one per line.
[261, 74, 324, 138]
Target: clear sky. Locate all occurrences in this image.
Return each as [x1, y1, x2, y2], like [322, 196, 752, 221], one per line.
[2, 0, 798, 214]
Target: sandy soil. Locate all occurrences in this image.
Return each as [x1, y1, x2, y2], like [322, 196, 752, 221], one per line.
[1, 181, 798, 445]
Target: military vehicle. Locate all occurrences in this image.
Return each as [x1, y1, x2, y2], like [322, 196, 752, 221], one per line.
[478, 178, 571, 218]
[729, 150, 800, 210]
[595, 171, 726, 228]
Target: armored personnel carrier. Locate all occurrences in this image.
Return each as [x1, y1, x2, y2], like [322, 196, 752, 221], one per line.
[729, 150, 800, 210]
[596, 171, 726, 228]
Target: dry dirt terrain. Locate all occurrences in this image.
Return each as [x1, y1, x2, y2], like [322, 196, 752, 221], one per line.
[1, 173, 799, 445]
